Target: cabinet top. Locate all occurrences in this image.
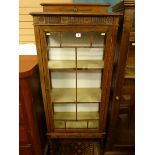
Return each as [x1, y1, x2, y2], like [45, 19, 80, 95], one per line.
[19, 55, 38, 78]
[30, 3, 121, 26]
[40, 3, 111, 6]
[30, 12, 121, 16]
[33, 2, 114, 14]
[112, 0, 135, 12]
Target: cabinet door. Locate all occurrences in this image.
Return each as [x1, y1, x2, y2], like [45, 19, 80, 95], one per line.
[47, 31, 104, 131]
[114, 39, 135, 147]
[38, 26, 117, 133]
[107, 39, 135, 150]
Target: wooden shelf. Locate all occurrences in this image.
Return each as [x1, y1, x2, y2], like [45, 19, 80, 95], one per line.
[77, 60, 104, 69]
[51, 88, 76, 102]
[77, 112, 99, 120]
[50, 88, 101, 103]
[88, 120, 99, 129]
[54, 120, 99, 129]
[124, 67, 135, 79]
[54, 112, 76, 120]
[77, 88, 101, 102]
[48, 60, 75, 69]
[66, 121, 87, 129]
[54, 121, 65, 129]
[48, 60, 104, 70]
[54, 112, 99, 121]
[48, 45, 104, 48]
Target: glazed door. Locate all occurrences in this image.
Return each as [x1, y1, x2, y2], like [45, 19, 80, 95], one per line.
[107, 38, 135, 151]
[37, 26, 117, 134]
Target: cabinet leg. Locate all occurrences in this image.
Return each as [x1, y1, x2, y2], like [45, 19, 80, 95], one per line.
[100, 139, 105, 155]
[48, 138, 61, 155]
[48, 137, 55, 155]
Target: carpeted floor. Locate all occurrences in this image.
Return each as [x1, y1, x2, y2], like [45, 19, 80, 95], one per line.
[50, 141, 101, 155]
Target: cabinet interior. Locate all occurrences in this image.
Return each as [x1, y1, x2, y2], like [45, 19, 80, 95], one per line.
[46, 31, 106, 130]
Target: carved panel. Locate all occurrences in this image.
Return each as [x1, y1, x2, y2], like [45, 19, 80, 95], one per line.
[33, 15, 114, 25]
[34, 16, 45, 24]
[45, 16, 61, 24]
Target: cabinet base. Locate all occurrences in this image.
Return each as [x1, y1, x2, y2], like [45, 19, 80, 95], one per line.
[48, 140, 102, 155]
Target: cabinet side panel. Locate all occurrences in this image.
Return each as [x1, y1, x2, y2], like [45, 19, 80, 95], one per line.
[34, 26, 52, 132]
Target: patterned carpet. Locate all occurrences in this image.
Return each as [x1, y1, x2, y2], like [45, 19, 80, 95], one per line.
[52, 141, 100, 155]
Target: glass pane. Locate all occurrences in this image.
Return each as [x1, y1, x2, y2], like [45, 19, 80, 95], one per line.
[77, 88, 101, 102]
[77, 72, 102, 102]
[92, 32, 105, 46]
[88, 120, 99, 129]
[51, 72, 76, 88]
[48, 48, 75, 60]
[48, 32, 60, 46]
[51, 88, 76, 102]
[77, 103, 99, 112]
[77, 48, 104, 69]
[77, 112, 99, 120]
[48, 48, 76, 69]
[54, 112, 76, 120]
[77, 48, 103, 60]
[47, 31, 105, 130]
[66, 121, 87, 129]
[54, 104, 76, 112]
[54, 121, 65, 129]
[61, 32, 90, 46]
[77, 71, 102, 88]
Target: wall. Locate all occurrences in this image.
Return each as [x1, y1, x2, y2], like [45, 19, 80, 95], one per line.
[73, 0, 121, 11]
[73, 0, 120, 3]
[19, 0, 72, 44]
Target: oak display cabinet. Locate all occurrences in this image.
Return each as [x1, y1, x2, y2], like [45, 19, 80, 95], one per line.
[31, 3, 120, 154]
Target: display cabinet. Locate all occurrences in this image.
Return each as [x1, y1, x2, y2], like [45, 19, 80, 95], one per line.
[105, 0, 135, 154]
[31, 3, 120, 154]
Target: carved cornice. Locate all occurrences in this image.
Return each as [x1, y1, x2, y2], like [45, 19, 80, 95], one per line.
[112, 0, 135, 13]
[33, 15, 114, 25]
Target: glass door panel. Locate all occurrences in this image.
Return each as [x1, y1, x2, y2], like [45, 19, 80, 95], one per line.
[48, 32, 61, 47]
[51, 72, 76, 102]
[61, 32, 91, 46]
[77, 48, 104, 69]
[48, 48, 75, 69]
[92, 32, 105, 46]
[46, 31, 105, 130]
